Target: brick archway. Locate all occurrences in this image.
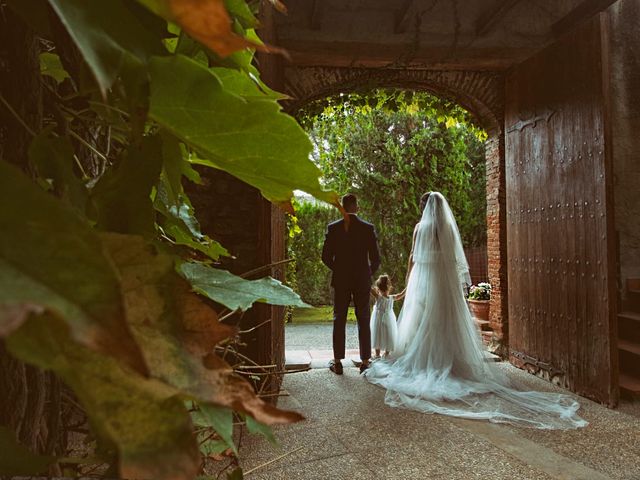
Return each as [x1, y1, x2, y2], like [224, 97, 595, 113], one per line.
[281, 66, 509, 353]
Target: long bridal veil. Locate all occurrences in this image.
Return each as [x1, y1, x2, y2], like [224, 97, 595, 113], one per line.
[365, 192, 587, 429]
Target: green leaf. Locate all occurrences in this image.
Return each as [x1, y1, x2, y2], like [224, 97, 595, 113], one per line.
[0, 426, 55, 475]
[39, 52, 70, 83]
[227, 467, 244, 480]
[245, 416, 276, 445]
[148, 55, 339, 211]
[48, 0, 166, 93]
[92, 135, 163, 236]
[210, 67, 287, 101]
[0, 161, 146, 374]
[28, 132, 86, 211]
[196, 405, 236, 454]
[224, 0, 258, 29]
[155, 142, 229, 260]
[198, 438, 229, 457]
[103, 233, 304, 426]
[5, 314, 199, 480]
[179, 262, 310, 311]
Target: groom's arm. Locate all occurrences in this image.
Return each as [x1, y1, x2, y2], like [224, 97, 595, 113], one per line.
[321, 226, 335, 270]
[368, 225, 381, 275]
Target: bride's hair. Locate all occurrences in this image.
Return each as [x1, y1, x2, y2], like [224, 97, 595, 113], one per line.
[419, 192, 431, 212]
[375, 274, 391, 293]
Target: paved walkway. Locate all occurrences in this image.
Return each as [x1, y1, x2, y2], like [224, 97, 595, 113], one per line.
[234, 365, 640, 480]
[222, 324, 640, 479]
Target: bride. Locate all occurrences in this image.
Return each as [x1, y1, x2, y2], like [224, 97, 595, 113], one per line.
[365, 192, 587, 429]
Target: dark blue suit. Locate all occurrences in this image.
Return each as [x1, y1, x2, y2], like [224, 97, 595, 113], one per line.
[322, 214, 381, 361]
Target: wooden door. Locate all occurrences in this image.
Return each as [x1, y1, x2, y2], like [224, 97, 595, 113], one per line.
[505, 16, 618, 405]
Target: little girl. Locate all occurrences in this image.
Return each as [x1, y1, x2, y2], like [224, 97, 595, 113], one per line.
[370, 275, 405, 358]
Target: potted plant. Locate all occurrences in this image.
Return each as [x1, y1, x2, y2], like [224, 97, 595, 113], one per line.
[467, 282, 491, 322]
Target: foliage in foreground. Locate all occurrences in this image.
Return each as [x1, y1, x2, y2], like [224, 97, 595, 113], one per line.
[0, 0, 336, 478]
[290, 90, 487, 299]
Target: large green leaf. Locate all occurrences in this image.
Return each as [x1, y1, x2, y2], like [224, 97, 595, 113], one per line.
[148, 55, 339, 211]
[28, 132, 86, 211]
[0, 161, 146, 374]
[0, 426, 55, 475]
[5, 314, 199, 480]
[194, 405, 236, 454]
[244, 415, 276, 445]
[103, 233, 304, 425]
[92, 135, 163, 236]
[179, 262, 309, 311]
[48, 0, 166, 93]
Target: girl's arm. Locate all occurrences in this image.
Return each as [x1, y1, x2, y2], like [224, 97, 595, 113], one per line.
[392, 289, 407, 301]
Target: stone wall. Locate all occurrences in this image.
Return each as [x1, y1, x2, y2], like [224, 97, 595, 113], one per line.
[608, 0, 640, 287]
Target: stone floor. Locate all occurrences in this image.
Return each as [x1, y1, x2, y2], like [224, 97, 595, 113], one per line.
[232, 366, 640, 480]
[222, 324, 640, 480]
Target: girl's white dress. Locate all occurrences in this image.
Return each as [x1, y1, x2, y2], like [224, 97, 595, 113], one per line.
[370, 295, 397, 352]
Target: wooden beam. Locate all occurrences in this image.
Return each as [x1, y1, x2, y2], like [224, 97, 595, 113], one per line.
[309, 0, 323, 30]
[277, 39, 537, 70]
[476, 0, 523, 37]
[395, 0, 415, 34]
[552, 0, 619, 37]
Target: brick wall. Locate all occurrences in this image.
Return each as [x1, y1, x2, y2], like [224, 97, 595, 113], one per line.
[464, 246, 488, 285]
[485, 132, 508, 353]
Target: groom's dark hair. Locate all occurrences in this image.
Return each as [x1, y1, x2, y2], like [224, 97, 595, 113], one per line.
[419, 192, 431, 212]
[342, 193, 358, 213]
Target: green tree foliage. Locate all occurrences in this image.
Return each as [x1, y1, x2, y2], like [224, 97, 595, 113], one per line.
[287, 201, 336, 305]
[294, 90, 487, 295]
[0, 0, 334, 478]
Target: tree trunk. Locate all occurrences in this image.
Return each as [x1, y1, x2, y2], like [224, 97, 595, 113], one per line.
[0, 6, 66, 463]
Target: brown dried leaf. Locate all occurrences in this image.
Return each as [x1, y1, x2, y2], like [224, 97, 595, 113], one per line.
[168, 0, 259, 57]
[266, 0, 288, 14]
[103, 233, 304, 425]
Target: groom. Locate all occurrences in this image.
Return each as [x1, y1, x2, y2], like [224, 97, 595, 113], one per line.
[322, 194, 381, 374]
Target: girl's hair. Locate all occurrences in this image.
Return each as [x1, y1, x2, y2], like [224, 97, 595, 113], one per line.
[376, 274, 391, 293]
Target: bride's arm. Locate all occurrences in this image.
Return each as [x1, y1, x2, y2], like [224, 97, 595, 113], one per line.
[405, 224, 419, 284]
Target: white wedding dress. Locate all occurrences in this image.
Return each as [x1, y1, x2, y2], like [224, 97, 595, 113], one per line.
[365, 192, 587, 429]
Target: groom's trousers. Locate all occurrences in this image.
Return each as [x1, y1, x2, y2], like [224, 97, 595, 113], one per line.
[332, 287, 371, 362]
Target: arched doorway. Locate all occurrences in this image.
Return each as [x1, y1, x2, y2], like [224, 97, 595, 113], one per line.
[282, 69, 509, 355]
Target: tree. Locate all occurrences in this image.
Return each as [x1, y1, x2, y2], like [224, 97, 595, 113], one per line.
[296, 90, 487, 291]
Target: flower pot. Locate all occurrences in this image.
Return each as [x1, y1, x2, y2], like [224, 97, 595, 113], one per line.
[468, 299, 490, 322]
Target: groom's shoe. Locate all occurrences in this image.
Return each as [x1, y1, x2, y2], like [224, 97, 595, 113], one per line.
[329, 360, 343, 375]
[359, 361, 370, 374]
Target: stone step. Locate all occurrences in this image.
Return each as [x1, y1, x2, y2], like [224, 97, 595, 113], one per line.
[286, 348, 502, 370]
[619, 311, 640, 343]
[620, 372, 640, 399]
[474, 319, 491, 328]
[624, 288, 640, 312]
[619, 339, 640, 356]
